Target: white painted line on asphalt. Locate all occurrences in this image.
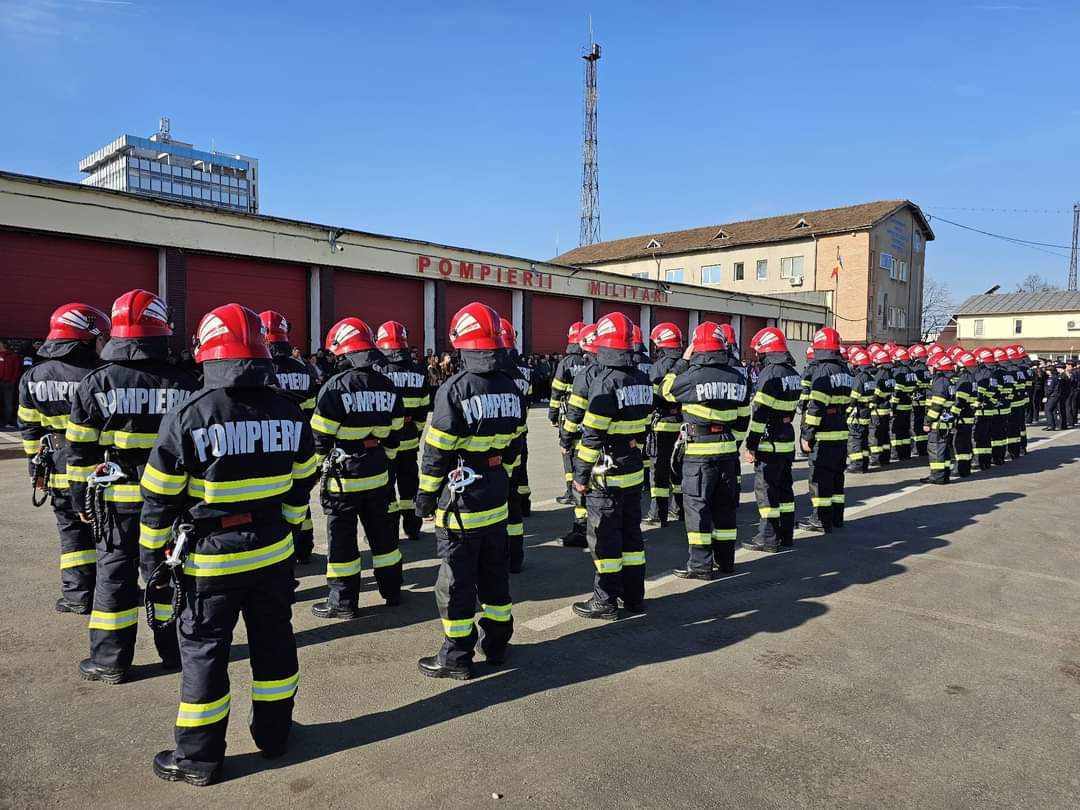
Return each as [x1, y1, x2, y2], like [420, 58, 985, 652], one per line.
[874, 549, 1080, 587]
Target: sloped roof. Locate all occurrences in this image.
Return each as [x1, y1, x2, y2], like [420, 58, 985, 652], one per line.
[552, 200, 933, 266]
[955, 291, 1080, 315]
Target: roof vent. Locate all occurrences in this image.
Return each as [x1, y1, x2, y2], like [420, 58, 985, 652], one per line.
[712, 229, 730, 240]
[792, 217, 811, 229]
[646, 238, 663, 250]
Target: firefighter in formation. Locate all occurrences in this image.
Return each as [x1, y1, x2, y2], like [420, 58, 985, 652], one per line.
[18, 292, 1043, 785]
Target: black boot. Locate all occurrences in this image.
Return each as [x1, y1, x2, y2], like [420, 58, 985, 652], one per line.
[561, 528, 588, 548]
[79, 658, 128, 685]
[742, 536, 780, 553]
[799, 517, 828, 533]
[669, 498, 683, 521]
[555, 485, 574, 505]
[572, 597, 619, 620]
[55, 597, 90, 615]
[643, 501, 660, 526]
[417, 656, 472, 680]
[152, 750, 219, 787]
[311, 601, 360, 619]
[673, 567, 715, 581]
[620, 598, 646, 614]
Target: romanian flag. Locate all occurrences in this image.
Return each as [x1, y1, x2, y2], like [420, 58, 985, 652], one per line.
[831, 247, 844, 279]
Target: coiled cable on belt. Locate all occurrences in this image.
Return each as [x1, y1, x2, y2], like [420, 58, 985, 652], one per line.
[671, 423, 689, 477]
[144, 520, 192, 631]
[84, 460, 126, 545]
[445, 459, 482, 531]
[319, 447, 348, 502]
[30, 435, 57, 508]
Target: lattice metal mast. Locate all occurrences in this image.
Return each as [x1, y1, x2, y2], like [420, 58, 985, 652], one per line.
[579, 38, 601, 246]
[1069, 203, 1079, 291]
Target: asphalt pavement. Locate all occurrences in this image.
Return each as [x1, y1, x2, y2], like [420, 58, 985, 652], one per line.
[2, 412, 1079, 809]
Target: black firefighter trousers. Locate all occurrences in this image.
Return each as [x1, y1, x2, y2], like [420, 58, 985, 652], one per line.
[89, 510, 178, 671]
[807, 440, 846, 531]
[846, 419, 870, 473]
[752, 453, 795, 548]
[173, 559, 298, 775]
[586, 484, 646, 607]
[649, 428, 681, 521]
[53, 492, 96, 608]
[681, 456, 739, 573]
[434, 522, 513, 668]
[323, 486, 402, 610]
[393, 448, 423, 540]
[927, 428, 953, 484]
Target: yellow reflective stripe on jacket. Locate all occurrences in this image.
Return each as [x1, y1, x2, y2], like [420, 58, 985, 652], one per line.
[176, 693, 231, 727]
[652, 421, 682, 432]
[66, 462, 98, 479]
[104, 483, 143, 503]
[153, 603, 174, 622]
[23, 438, 40, 455]
[815, 430, 849, 441]
[562, 418, 581, 434]
[753, 391, 798, 411]
[424, 426, 458, 450]
[456, 432, 517, 453]
[608, 417, 649, 435]
[141, 463, 188, 496]
[139, 522, 171, 549]
[336, 424, 376, 440]
[252, 672, 299, 702]
[324, 471, 389, 494]
[809, 390, 829, 404]
[403, 396, 428, 408]
[551, 378, 571, 393]
[88, 608, 139, 631]
[17, 405, 41, 424]
[435, 503, 509, 530]
[756, 441, 796, 454]
[65, 422, 100, 442]
[107, 430, 158, 450]
[310, 413, 340, 436]
[681, 403, 741, 422]
[685, 440, 738, 455]
[577, 444, 601, 463]
[419, 472, 443, 493]
[804, 414, 822, 426]
[581, 410, 611, 430]
[398, 437, 420, 452]
[604, 469, 645, 488]
[292, 454, 318, 479]
[184, 535, 295, 577]
[281, 502, 307, 525]
[39, 413, 70, 430]
[568, 393, 589, 410]
[188, 473, 294, 503]
[300, 396, 316, 411]
[60, 549, 97, 569]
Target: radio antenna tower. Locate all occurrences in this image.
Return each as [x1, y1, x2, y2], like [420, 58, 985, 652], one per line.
[579, 21, 601, 246]
[1069, 203, 1079, 291]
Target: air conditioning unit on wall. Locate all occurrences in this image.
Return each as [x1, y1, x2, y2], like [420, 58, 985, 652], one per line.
[1068, 320, 1078, 331]
[789, 276, 803, 287]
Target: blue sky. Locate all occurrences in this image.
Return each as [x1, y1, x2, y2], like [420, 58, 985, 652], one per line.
[2, 0, 1078, 302]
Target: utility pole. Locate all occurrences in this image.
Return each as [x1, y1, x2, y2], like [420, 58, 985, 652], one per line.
[579, 25, 601, 247]
[1069, 203, 1079, 292]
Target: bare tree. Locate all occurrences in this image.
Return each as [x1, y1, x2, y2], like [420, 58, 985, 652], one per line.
[921, 276, 955, 342]
[1015, 273, 1060, 293]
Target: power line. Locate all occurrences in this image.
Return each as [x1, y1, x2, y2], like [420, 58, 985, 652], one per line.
[925, 213, 1073, 258]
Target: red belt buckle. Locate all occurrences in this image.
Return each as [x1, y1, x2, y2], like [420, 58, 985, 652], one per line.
[221, 512, 252, 528]
[363, 439, 380, 448]
[488, 455, 503, 467]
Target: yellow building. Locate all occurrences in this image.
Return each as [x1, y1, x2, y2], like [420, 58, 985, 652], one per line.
[552, 200, 934, 345]
[951, 291, 1080, 361]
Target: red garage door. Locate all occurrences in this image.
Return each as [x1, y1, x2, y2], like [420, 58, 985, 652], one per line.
[445, 283, 512, 322]
[741, 315, 768, 362]
[186, 254, 309, 350]
[335, 271, 423, 349]
[1, 231, 157, 339]
[596, 301, 642, 323]
[530, 294, 582, 354]
[699, 311, 733, 326]
[650, 307, 691, 340]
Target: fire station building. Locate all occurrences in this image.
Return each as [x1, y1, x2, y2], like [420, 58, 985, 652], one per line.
[0, 172, 828, 359]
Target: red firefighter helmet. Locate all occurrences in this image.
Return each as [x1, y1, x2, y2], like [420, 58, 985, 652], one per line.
[974, 347, 994, 364]
[567, 321, 587, 343]
[1004, 345, 1020, 360]
[593, 312, 635, 351]
[871, 349, 892, 365]
[1015, 345, 1027, 358]
[958, 351, 978, 368]
[46, 303, 111, 342]
[926, 342, 942, 354]
[884, 341, 897, 351]
[992, 347, 1008, 362]
[811, 326, 841, 351]
[579, 323, 598, 353]
[498, 318, 518, 350]
[325, 317, 376, 356]
[891, 346, 910, 362]
[449, 302, 502, 351]
[839, 345, 849, 359]
[750, 327, 788, 354]
[849, 348, 873, 367]
[934, 354, 956, 372]
[908, 343, 928, 359]
[718, 323, 738, 347]
[632, 324, 644, 348]
[927, 345, 945, 359]
[805, 346, 816, 360]
[866, 342, 883, 356]
[259, 310, 291, 344]
[111, 289, 172, 338]
[946, 345, 965, 360]
[375, 320, 409, 350]
[650, 322, 683, 349]
[690, 321, 727, 353]
[193, 303, 271, 362]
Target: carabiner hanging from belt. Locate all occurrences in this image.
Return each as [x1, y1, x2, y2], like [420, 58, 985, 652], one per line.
[30, 434, 57, 508]
[590, 451, 616, 493]
[84, 459, 126, 544]
[319, 447, 349, 500]
[670, 423, 689, 477]
[144, 520, 193, 631]
[444, 458, 483, 531]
